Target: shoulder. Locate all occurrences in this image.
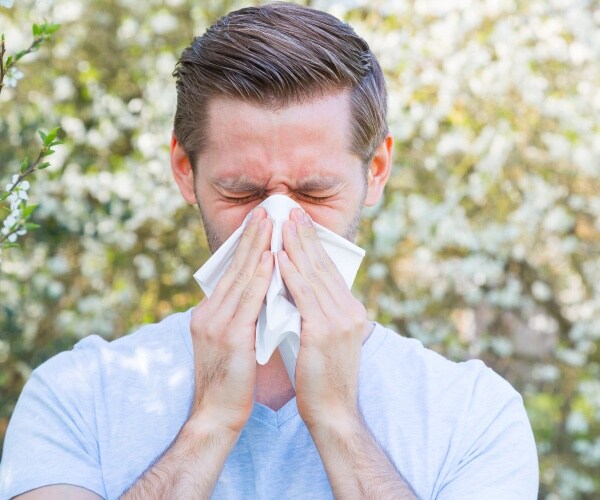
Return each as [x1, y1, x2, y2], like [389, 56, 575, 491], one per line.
[26, 308, 194, 423]
[364, 324, 499, 394]
[32, 308, 193, 381]
[71, 308, 192, 360]
[365, 323, 516, 398]
[0, 309, 193, 499]
[362, 324, 538, 498]
[364, 323, 530, 432]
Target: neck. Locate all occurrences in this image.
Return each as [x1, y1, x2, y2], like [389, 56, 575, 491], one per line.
[255, 349, 296, 411]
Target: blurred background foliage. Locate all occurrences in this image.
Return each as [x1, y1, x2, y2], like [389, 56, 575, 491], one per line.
[1, 0, 599, 497]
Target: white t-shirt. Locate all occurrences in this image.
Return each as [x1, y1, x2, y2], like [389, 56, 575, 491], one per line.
[0, 309, 539, 499]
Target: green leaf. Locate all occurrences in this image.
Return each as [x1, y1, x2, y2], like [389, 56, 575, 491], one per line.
[44, 24, 61, 35]
[20, 159, 28, 173]
[37, 162, 51, 169]
[2, 242, 18, 249]
[38, 130, 47, 142]
[44, 126, 59, 144]
[25, 222, 40, 230]
[0, 192, 9, 201]
[5, 54, 12, 67]
[22, 204, 38, 218]
[32, 24, 41, 37]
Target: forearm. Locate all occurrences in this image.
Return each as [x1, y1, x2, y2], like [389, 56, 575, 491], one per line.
[309, 413, 418, 500]
[121, 415, 239, 500]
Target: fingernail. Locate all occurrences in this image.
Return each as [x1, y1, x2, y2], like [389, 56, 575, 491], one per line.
[301, 213, 311, 226]
[252, 209, 260, 221]
[289, 221, 297, 236]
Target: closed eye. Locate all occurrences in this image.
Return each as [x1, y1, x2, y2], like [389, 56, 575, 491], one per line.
[298, 193, 333, 203]
[224, 194, 262, 204]
[223, 192, 333, 204]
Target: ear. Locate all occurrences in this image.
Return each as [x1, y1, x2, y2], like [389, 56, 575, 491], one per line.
[364, 134, 393, 206]
[170, 134, 197, 205]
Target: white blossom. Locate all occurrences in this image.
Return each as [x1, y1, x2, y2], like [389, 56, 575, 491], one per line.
[4, 68, 24, 88]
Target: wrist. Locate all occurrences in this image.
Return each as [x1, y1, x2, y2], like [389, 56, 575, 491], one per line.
[184, 410, 242, 448]
[189, 397, 253, 435]
[305, 407, 364, 442]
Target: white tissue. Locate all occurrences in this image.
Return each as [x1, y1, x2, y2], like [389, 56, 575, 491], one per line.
[193, 194, 365, 386]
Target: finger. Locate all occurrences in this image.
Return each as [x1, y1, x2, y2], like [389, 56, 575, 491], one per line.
[281, 220, 341, 314]
[281, 220, 312, 275]
[282, 221, 345, 312]
[211, 208, 270, 304]
[289, 209, 347, 290]
[231, 250, 274, 329]
[218, 207, 266, 286]
[217, 217, 273, 317]
[282, 219, 346, 311]
[277, 250, 328, 321]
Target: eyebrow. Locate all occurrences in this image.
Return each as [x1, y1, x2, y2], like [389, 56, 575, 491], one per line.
[296, 176, 343, 192]
[214, 175, 342, 193]
[215, 178, 265, 192]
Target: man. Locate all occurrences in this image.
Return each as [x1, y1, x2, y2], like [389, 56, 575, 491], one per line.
[0, 3, 538, 499]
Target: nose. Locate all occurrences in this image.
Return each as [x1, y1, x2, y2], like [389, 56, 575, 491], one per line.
[265, 183, 293, 199]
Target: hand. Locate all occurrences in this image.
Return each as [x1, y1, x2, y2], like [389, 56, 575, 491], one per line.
[278, 208, 369, 430]
[189, 207, 273, 434]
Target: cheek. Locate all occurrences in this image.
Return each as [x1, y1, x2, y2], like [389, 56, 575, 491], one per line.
[216, 201, 262, 231]
[301, 204, 345, 232]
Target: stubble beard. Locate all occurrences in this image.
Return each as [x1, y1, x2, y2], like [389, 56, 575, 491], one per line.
[195, 203, 224, 255]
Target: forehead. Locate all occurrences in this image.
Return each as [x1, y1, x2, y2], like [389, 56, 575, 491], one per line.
[205, 92, 352, 140]
[198, 92, 358, 183]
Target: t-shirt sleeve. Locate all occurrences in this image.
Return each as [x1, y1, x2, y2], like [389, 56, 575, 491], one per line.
[435, 365, 539, 499]
[0, 348, 105, 499]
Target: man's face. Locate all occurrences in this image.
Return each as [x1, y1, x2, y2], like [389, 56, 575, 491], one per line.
[185, 92, 375, 253]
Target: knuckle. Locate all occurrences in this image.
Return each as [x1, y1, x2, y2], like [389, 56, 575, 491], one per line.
[307, 270, 321, 284]
[315, 256, 334, 273]
[255, 262, 270, 279]
[351, 314, 363, 329]
[299, 282, 313, 297]
[232, 268, 250, 288]
[240, 287, 255, 304]
[203, 323, 220, 341]
[225, 259, 241, 276]
[249, 236, 262, 251]
[338, 318, 354, 335]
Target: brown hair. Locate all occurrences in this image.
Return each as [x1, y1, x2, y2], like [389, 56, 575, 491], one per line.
[173, 2, 388, 170]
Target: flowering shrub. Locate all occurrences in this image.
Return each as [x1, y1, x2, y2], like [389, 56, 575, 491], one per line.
[0, 23, 61, 258]
[2, 176, 30, 244]
[1, 0, 599, 497]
